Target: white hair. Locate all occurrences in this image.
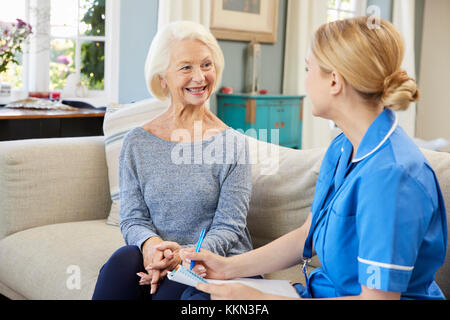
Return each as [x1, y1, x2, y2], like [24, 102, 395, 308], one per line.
[144, 21, 225, 100]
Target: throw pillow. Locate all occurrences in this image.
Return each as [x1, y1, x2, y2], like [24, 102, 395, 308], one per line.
[103, 98, 169, 226]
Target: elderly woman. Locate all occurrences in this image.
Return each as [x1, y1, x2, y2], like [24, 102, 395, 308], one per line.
[92, 21, 253, 300]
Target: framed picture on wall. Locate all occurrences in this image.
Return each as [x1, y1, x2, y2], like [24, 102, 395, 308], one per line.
[210, 0, 279, 43]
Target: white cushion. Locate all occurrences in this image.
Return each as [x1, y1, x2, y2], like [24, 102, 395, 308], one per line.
[103, 98, 169, 226]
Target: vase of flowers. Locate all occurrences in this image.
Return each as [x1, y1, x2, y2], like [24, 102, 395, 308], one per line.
[0, 18, 32, 104]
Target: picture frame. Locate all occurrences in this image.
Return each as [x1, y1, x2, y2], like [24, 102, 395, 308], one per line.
[210, 0, 279, 43]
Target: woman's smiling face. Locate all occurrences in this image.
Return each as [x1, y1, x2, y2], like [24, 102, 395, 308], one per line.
[162, 39, 217, 107]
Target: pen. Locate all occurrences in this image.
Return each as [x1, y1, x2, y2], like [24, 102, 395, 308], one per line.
[190, 228, 206, 270]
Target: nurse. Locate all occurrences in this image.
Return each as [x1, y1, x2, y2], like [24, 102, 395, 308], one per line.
[160, 17, 447, 300]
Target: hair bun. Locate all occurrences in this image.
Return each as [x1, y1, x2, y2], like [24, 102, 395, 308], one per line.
[383, 70, 409, 91]
[381, 69, 419, 111]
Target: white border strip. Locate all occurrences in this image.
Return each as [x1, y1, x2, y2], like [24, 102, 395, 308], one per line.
[352, 112, 399, 163]
[358, 257, 414, 271]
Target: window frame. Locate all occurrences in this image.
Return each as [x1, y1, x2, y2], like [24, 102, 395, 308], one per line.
[21, 0, 119, 106]
[327, 0, 368, 22]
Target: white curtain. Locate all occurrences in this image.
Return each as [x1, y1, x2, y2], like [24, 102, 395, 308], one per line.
[392, 0, 417, 138]
[282, 0, 329, 149]
[28, 0, 50, 92]
[158, 0, 211, 29]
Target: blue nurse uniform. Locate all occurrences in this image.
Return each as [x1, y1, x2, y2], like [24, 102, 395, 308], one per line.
[302, 108, 447, 300]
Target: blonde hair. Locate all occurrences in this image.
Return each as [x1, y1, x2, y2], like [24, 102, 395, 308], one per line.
[144, 21, 225, 100]
[311, 17, 419, 111]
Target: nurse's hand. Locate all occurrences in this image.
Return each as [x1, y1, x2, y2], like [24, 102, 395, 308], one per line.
[196, 282, 270, 300]
[179, 248, 230, 280]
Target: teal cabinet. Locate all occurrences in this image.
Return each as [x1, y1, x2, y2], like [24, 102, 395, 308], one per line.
[217, 93, 304, 149]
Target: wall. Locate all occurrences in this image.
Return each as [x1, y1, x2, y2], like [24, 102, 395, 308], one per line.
[416, 0, 450, 140]
[367, 0, 393, 20]
[217, 0, 287, 94]
[366, 0, 424, 82]
[414, 0, 425, 82]
[118, 0, 158, 104]
[210, 0, 288, 114]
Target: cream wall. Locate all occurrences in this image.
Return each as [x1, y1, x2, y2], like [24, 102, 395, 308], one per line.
[416, 0, 450, 140]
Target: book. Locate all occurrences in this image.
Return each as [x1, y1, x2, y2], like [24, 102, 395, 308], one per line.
[167, 265, 300, 298]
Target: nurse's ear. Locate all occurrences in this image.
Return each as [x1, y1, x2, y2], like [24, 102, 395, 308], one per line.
[329, 71, 345, 97]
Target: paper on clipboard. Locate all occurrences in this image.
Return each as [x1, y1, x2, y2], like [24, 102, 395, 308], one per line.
[167, 265, 299, 298]
[208, 278, 300, 298]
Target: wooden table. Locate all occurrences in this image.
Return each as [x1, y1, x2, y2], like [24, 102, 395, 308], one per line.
[0, 106, 106, 141]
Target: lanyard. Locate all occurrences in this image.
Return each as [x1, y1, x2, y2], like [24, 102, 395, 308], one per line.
[301, 157, 360, 296]
[301, 177, 336, 297]
[301, 196, 329, 293]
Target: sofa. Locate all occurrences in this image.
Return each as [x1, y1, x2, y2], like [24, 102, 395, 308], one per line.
[0, 134, 449, 300]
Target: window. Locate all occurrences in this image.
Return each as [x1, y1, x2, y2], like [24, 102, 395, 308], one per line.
[327, 0, 367, 22]
[0, 0, 119, 105]
[50, 0, 106, 91]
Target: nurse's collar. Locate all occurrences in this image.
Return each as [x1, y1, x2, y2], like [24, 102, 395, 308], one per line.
[352, 108, 399, 163]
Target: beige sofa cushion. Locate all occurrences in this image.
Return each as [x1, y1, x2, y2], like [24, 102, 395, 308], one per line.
[0, 137, 111, 240]
[246, 138, 325, 274]
[0, 220, 124, 300]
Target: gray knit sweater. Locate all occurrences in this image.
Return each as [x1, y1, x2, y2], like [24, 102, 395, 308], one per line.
[118, 127, 253, 257]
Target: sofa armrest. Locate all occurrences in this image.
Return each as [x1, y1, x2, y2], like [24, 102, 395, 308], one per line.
[0, 136, 111, 240]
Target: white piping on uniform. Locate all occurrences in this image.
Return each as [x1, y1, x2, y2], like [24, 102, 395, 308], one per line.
[358, 256, 414, 271]
[352, 112, 399, 163]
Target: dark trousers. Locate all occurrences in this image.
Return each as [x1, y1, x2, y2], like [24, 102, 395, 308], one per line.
[92, 245, 189, 300]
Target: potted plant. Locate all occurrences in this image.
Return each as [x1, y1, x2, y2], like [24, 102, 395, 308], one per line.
[0, 18, 32, 104]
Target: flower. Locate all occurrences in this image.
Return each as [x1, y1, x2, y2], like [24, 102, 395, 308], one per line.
[57, 55, 72, 65]
[16, 19, 27, 27]
[0, 18, 32, 73]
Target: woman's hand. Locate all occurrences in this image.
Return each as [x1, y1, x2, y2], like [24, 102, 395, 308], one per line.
[179, 248, 230, 280]
[139, 238, 181, 294]
[196, 282, 270, 300]
[148, 241, 182, 277]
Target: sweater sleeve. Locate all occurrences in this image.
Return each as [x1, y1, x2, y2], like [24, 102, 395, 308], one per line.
[201, 135, 252, 256]
[118, 137, 159, 250]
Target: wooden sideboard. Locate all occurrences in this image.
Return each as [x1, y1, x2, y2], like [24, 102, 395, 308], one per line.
[0, 106, 105, 141]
